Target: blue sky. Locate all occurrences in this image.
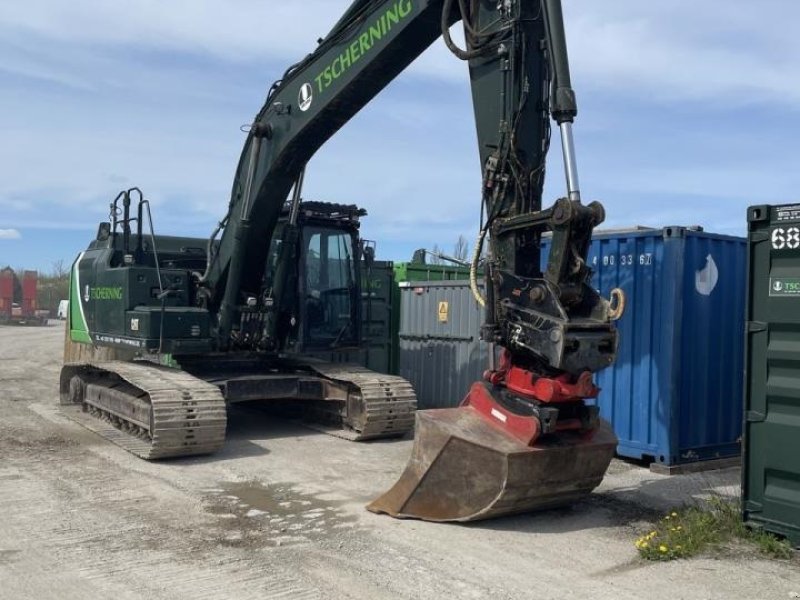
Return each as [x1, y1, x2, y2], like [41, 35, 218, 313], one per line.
[1, 0, 798, 272]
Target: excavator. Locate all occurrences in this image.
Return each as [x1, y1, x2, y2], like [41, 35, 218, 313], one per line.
[61, 0, 623, 522]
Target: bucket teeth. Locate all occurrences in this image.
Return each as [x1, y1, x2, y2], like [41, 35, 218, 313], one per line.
[367, 406, 617, 522]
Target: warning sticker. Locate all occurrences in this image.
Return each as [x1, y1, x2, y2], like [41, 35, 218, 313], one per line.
[769, 277, 800, 297]
[438, 301, 449, 323]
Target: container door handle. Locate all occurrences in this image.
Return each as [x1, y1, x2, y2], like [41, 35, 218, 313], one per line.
[745, 410, 766, 423]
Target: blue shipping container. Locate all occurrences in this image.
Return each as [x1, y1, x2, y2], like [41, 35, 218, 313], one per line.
[542, 227, 747, 466]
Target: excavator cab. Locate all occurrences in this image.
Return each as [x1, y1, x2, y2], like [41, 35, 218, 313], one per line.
[266, 202, 366, 355]
[300, 224, 358, 348]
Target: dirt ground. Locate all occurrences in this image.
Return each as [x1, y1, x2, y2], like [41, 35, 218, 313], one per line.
[1, 324, 798, 600]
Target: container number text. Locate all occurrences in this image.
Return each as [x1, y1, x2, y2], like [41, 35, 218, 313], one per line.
[592, 253, 653, 267]
[772, 227, 800, 250]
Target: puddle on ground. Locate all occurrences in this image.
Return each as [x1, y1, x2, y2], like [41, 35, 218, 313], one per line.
[204, 481, 356, 549]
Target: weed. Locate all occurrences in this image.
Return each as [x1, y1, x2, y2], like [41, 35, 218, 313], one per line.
[751, 530, 794, 560]
[634, 497, 793, 561]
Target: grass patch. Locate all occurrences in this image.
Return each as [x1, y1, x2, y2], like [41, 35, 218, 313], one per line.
[635, 497, 793, 561]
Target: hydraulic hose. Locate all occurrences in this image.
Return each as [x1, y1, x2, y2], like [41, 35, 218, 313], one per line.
[441, 0, 493, 60]
[470, 227, 487, 307]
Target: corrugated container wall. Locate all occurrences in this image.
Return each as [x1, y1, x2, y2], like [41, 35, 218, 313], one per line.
[22, 271, 37, 314]
[391, 262, 476, 374]
[743, 204, 800, 546]
[542, 227, 747, 466]
[0, 269, 13, 316]
[398, 281, 490, 409]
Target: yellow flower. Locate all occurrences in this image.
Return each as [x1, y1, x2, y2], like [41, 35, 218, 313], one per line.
[641, 542, 649, 548]
[676, 526, 682, 531]
[671, 512, 678, 518]
[664, 515, 670, 520]
[659, 545, 668, 553]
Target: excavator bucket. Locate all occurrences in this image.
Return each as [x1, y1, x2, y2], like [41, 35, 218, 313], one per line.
[368, 406, 617, 522]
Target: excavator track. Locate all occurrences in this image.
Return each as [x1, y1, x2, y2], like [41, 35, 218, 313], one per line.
[304, 363, 417, 441]
[60, 361, 227, 460]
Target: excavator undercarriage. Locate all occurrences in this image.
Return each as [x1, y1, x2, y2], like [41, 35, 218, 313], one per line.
[62, 328, 416, 459]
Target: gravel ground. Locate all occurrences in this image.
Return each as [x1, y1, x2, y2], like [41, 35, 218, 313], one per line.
[1, 324, 798, 600]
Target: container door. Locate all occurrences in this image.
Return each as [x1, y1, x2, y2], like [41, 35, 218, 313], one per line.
[744, 204, 800, 546]
[360, 261, 394, 374]
[398, 282, 488, 409]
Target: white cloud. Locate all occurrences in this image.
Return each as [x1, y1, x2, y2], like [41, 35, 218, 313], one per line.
[3, 1, 799, 104]
[0, 1, 340, 61]
[0, 229, 21, 240]
[564, 1, 800, 105]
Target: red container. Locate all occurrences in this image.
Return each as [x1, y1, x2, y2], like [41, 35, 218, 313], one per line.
[0, 269, 13, 317]
[22, 271, 37, 315]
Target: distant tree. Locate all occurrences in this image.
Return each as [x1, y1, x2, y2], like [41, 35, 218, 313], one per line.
[429, 244, 444, 265]
[35, 260, 71, 314]
[51, 259, 68, 278]
[453, 235, 469, 263]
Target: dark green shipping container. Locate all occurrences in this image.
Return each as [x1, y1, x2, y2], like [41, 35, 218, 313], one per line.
[311, 260, 395, 374]
[744, 204, 800, 546]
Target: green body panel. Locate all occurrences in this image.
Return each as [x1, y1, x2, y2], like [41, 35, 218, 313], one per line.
[392, 262, 472, 283]
[68, 233, 214, 353]
[743, 203, 800, 547]
[125, 307, 210, 342]
[69, 255, 92, 343]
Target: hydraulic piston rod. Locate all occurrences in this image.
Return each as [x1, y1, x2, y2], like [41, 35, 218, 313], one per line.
[560, 122, 581, 202]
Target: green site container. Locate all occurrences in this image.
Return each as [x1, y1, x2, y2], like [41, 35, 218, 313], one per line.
[390, 262, 474, 374]
[392, 262, 472, 283]
[312, 260, 395, 375]
[743, 204, 800, 547]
